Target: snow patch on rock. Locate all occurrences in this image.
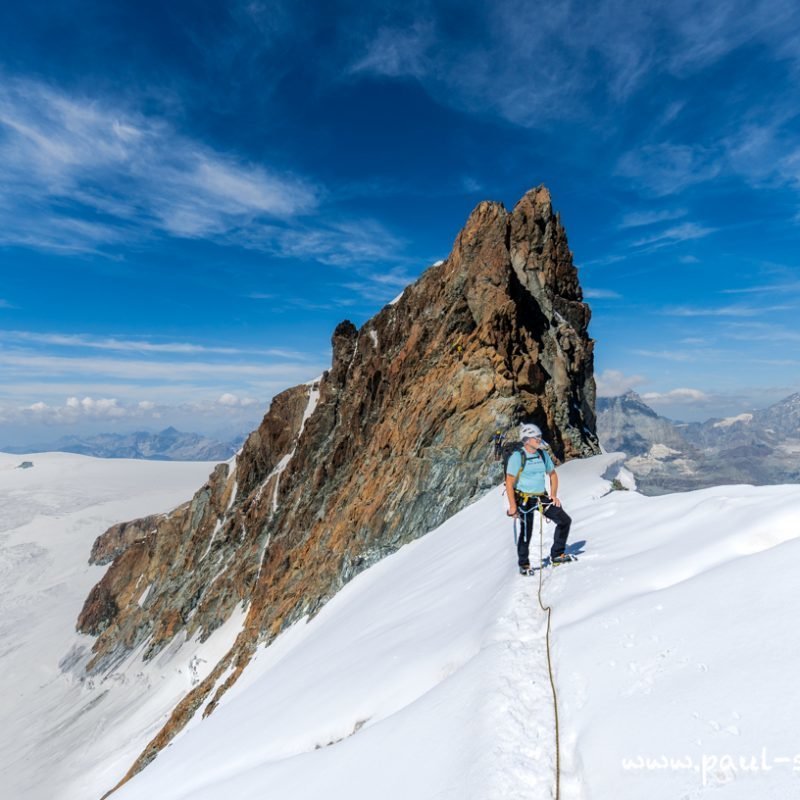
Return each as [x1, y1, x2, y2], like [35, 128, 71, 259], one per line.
[713, 413, 753, 428]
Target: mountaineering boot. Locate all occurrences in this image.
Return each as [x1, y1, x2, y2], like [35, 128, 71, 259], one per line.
[519, 564, 534, 576]
[551, 553, 577, 565]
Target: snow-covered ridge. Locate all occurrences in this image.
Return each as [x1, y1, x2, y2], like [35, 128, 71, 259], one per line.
[7, 452, 800, 800]
[104, 454, 799, 800]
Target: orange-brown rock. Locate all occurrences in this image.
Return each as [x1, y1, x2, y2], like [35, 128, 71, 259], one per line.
[82, 185, 600, 794]
[87, 513, 166, 566]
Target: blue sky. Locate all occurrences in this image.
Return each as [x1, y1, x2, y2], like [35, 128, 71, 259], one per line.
[1, 0, 800, 446]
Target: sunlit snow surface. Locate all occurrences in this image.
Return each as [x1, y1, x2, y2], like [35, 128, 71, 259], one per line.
[3, 451, 799, 799]
[0, 452, 235, 800]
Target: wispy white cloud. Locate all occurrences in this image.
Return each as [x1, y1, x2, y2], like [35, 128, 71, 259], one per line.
[669, 0, 800, 75]
[0, 381, 204, 399]
[631, 344, 741, 363]
[270, 297, 359, 312]
[596, 369, 647, 396]
[631, 349, 699, 362]
[347, 4, 608, 126]
[0, 352, 318, 382]
[252, 257, 423, 310]
[215, 392, 260, 408]
[350, 20, 435, 79]
[721, 121, 794, 187]
[618, 208, 687, 228]
[0, 75, 317, 253]
[0, 325, 328, 429]
[0, 299, 15, 309]
[0, 330, 307, 358]
[641, 387, 711, 404]
[461, 176, 482, 193]
[577, 254, 627, 269]
[239, 218, 409, 266]
[722, 320, 800, 342]
[23, 396, 129, 423]
[617, 109, 800, 201]
[6, 392, 266, 427]
[616, 143, 722, 196]
[346, 0, 800, 129]
[662, 303, 794, 317]
[631, 222, 716, 249]
[0, 74, 419, 269]
[721, 281, 800, 294]
[584, 288, 622, 300]
[340, 264, 419, 303]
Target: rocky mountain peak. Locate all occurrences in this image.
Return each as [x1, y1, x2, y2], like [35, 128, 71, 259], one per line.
[757, 390, 800, 431]
[598, 390, 659, 419]
[75, 185, 600, 794]
[597, 389, 800, 494]
[769, 391, 800, 411]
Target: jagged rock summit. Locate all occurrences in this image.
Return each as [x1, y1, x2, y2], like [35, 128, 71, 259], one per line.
[77, 185, 600, 794]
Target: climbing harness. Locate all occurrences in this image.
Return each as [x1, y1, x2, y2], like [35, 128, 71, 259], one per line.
[513, 501, 536, 545]
[512, 492, 550, 546]
[518, 490, 546, 505]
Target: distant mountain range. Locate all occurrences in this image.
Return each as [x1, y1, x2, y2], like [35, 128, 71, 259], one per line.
[2, 427, 243, 461]
[597, 391, 800, 494]
[7, 393, 798, 481]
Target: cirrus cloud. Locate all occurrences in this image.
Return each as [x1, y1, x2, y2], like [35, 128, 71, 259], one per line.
[0, 74, 318, 254]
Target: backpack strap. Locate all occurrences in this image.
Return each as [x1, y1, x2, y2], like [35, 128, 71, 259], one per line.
[514, 449, 527, 486]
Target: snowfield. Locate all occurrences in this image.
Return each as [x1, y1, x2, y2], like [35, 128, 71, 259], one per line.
[2, 451, 799, 799]
[0, 453, 228, 800]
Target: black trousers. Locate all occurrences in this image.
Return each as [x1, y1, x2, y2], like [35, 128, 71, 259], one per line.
[514, 492, 572, 566]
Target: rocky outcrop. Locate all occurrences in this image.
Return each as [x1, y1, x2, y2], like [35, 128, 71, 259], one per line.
[78, 185, 600, 795]
[87, 514, 167, 566]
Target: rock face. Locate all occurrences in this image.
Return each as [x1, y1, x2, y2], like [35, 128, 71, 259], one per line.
[597, 391, 800, 494]
[77, 185, 600, 794]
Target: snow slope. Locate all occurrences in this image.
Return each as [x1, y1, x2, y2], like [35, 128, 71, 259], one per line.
[5, 452, 799, 799]
[105, 454, 800, 800]
[0, 452, 243, 800]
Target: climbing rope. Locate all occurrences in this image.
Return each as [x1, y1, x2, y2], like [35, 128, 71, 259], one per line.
[535, 498, 562, 800]
[511, 495, 562, 800]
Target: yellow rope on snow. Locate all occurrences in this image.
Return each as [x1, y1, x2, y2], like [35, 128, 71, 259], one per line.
[536, 499, 561, 800]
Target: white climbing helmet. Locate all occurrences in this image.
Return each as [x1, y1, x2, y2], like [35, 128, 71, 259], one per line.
[519, 423, 545, 444]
